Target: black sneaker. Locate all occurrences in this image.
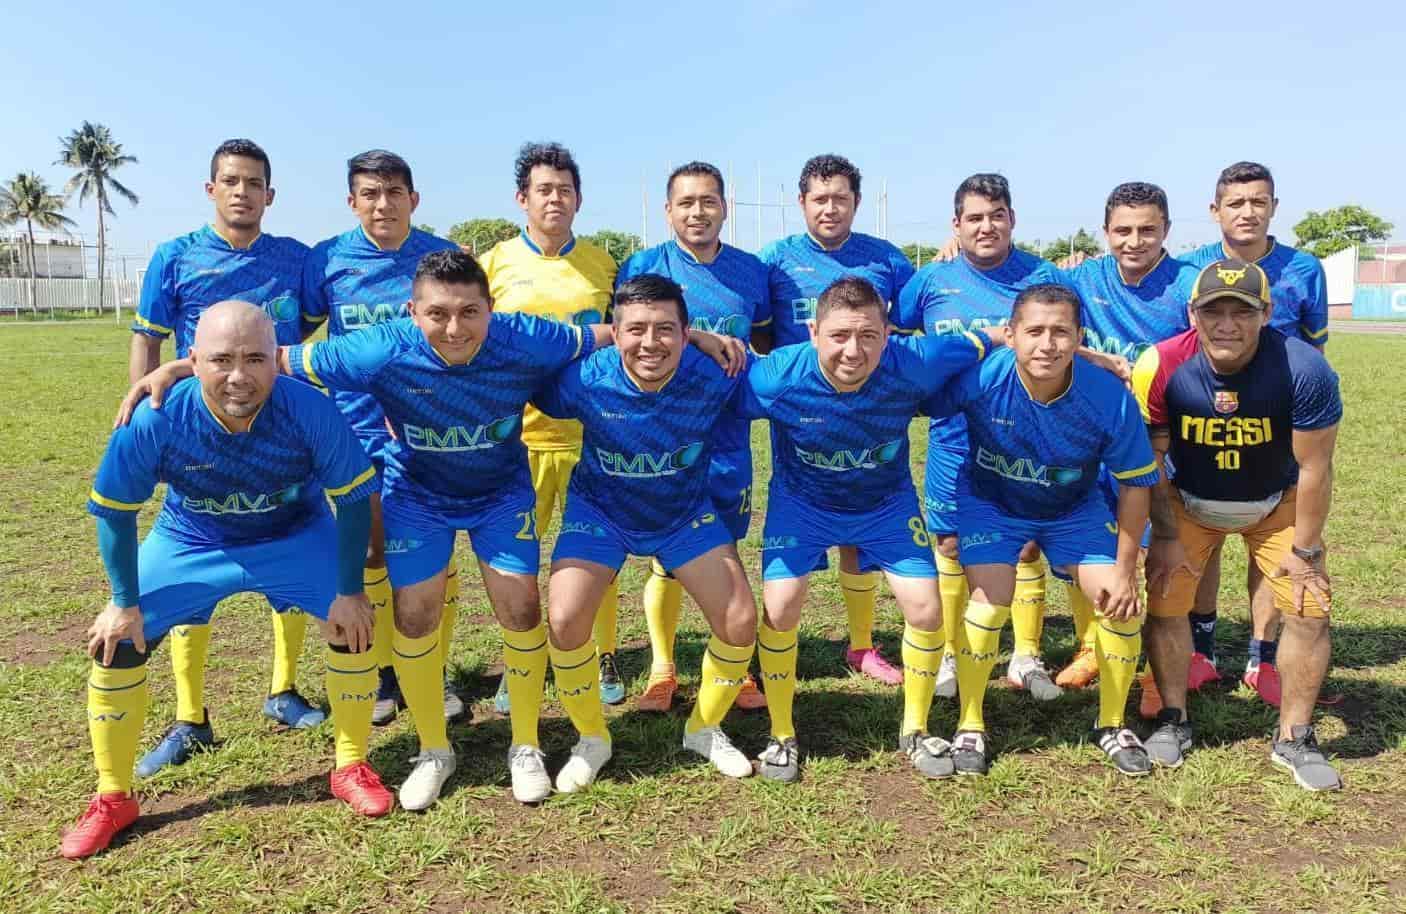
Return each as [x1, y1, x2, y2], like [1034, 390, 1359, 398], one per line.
[599, 652, 625, 705]
[1272, 724, 1342, 791]
[950, 730, 989, 776]
[899, 731, 956, 779]
[1093, 726, 1152, 776]
[758, 737, 802, 783]
[1144, 708, 1193, 769]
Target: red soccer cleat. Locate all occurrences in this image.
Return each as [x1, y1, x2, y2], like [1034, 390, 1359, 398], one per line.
[846, 647, 904, 686]
[330, 761, 394, 817]
[1243, 663, 1282, 708]
[61, 791, 140, 860]
[1187, 652, 1222, 691]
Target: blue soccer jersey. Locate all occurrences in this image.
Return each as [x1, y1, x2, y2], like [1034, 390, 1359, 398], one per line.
[924, 348, 1160, 520]
[134, 226, 312, 354]
[301, 227, 458, 443]
[760, 232, 915, 346]
[288, 314, 590, 511]
[737, 333, 986, 512]
[1065, 251, 1196, 361]
[87, 376, 377, 546]
[534, 345, 740, 535]
[1185, 239, 1328, 346]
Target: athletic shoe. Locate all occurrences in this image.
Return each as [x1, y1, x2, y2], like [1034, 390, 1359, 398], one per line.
[443, 678, 467, 721]
[555, 735, 613, 793]
[1144, 709, 1193, 769]
[136, 716, 214, 777]
[1272, 724, 1342, 791]
[1055, 647, 1100, 689]
[899, 731, 956, 779]
[637, 665, 677, 712]
[846, 647, 904, 686]
[1187, 652, 1221, 691]
[1092, 726, 1152, 776]
[508, 744, 551, 803]
[493, 673, 511, 715]
[1243, 662, 1283, 707]
[330, 761, 394, 817]
[683, 726, 754, 778]
[951, 730, 989, 776]
[935, 652, 959, 699]
[599, 652, 625, 706]
[1007, 654, 1063, 701]
[60, 792, 140, 859]
[263, 690, 325, 729]
[399, 747, 457, 811]
[1139, 671, 1164, 720]
[735, 673, 768, 710]
[372, 668, 403, 726]
[758, 737, 802, 783]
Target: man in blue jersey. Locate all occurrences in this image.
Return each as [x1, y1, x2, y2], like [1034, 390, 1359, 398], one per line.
[924, 284, 1160, 777]
[301, 151, 465, 728]
[760, 154, 916, 686]
[892, 174, 1065, 703]
[532, 274, 756, 790]
[65, 302, 386, 860]
[738, 276, 995, 783]
[129, 140, 326, 777]
[1181, 162, 1330, 708]
[617, 161, 772, 713]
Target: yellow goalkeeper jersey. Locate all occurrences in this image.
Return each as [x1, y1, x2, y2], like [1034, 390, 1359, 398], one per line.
[480, 231, 617, 451]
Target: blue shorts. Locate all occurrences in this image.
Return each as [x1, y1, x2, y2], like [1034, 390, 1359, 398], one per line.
[923, 444, 966, 536]
[957, 492, 1118, 572]
[1099, 465, 1152, 549]
[708, 447, 753, 543]
[382, 483, 539, 586]
[762, 487, 937, 582]
[137, 515, 338, 644]
[553, 495, 732, 573]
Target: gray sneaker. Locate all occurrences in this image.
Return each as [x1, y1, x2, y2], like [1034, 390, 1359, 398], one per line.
[951, 730, 990, 776]
[1272, 725, 1342, 791]
[758, 737, 801, 783]
[1007, 654, 1063, 701]
[1092, 726, 1152, 777]
[899, 731, 956, 779]
[1145, 709, 1193, 769]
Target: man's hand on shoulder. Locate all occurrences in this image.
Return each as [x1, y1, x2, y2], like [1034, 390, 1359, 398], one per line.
[114, 358, 195, 428]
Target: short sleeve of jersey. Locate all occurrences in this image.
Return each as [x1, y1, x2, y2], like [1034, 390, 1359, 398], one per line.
[1131, 345, 1168, 428]
[1301, 257, 1330, 344]
[615, 250, 647, 287]
[293, 385, 378, 504]
[532, 360, 585, 420]
[515, 312, 593, 371]
[87, 405, 165, 517]
[1289, 345, 1343, 430]
[288, 327, 396, 392]
[891, 270, 927, 331]
[134, 244, 178, 337]
[733, 349, 789, 420]
[1102, 387, 1161, 487]
[299, 243, 332, 321]
[889, 249, 917, 303]
[918, 361, 978, 420]
[913, 332, 986, 395]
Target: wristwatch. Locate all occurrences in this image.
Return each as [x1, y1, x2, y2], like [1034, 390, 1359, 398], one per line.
[1291, 544, 1325, 563]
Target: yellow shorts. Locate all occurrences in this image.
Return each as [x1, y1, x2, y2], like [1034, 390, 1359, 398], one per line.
[529, 448, 580, 533]
[1147, 487, 1326, 619]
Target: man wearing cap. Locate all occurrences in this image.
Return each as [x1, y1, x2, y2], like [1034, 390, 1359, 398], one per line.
[1131, 259, 1342, 789]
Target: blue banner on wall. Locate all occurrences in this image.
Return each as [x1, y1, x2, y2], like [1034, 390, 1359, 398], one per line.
[1353, 284, 1406, 319]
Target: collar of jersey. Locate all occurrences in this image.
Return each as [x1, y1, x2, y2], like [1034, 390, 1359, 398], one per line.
[1116, 249, 1168, 288]
[419, 330, 484, 369]
[1220, 236, 1277, 264]
[1014, 357, 1075, 407]
[804, 232, 851, 254]
[358, 224, 412, 252]
[961, 247, 1018, 279]
[674, 238, 723, 265]
[520, 229, 576, 258]
[199, 387, 265, 433]
[622, 355, 678, 393]
[813, 347, 871, 395]
[206, 224, 262, 252]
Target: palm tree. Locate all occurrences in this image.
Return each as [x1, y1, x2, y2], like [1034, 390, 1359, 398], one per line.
[0, 173, 77, 313]
[56, 122, 138, 313]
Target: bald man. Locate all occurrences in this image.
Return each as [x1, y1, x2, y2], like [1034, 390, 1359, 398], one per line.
[65, 302, 390, 860]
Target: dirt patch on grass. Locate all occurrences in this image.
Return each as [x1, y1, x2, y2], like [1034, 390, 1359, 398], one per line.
[4, 618, 90, 665]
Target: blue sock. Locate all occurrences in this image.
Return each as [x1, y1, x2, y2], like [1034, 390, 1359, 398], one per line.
[1249, 638, 1278, 669]
[1189, 612, 1217, 661]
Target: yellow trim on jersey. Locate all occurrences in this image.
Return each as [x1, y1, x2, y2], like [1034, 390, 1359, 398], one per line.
[200, 389, 264, 433]
[1130, 347, 1161, 425]
[962, 330, 987, 361]
[623, 361, 677, 393]
[569, 325, 584, 360]
[132, 313, 173, 335]
[301, 344, 324, 387]
[1221, 238, 1276, 264]
[325, 465, 377, 497]
[1112, 461, 1158, 480]
[360, 224, 411, 252]
[806, 231, 851, 253]
[209, 224, 260, 251]
[1117, 249, 1167, 288]
[89, 489, 144, 511]
[675, 238, 722, 265]
[752, 316, 774, 327]
[1015, 363, 1073, 406]
[302, 312, 328, 324]
[1305, 324, 1329, 340]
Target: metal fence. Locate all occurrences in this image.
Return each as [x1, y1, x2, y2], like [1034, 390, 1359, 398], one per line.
[0, 278, 141, 316]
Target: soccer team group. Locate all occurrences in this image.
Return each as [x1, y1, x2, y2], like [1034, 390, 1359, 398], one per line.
[60, 139, 1344, 859]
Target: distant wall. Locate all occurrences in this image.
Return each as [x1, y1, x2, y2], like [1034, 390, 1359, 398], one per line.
[1352, 284, 1406, 320]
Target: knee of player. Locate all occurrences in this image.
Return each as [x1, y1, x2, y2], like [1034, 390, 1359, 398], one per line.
[1281, 612, 1332, 635]
[392, 597, 441, 639]
[94, 640, 149, 670]
[899, 593, 942, 631]
[717, 600, 758, 647]
[763, 600, 803, 633]
[497, 595, 542, 632]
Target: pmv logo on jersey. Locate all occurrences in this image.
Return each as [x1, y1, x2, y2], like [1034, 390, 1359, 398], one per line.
[596, 441, 705, 478]
[404, 415, 520, 452]
[929, 316, 1000, 336]
[185, 484, 301, 515]
[561, 520, 608, 537]
[338, 301, 407, 329]
[263, 294, 299, 323]
[692, 314, 749, 338]
[1081, 329, 1149, 362]
[571, 309, 603, 326]
[974, 446, 1083, 488]
[789, 297, 818, 324]
[794, 438, 903, 472]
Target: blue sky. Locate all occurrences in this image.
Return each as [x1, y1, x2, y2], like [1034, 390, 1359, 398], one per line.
[4, 0, 1404, 264]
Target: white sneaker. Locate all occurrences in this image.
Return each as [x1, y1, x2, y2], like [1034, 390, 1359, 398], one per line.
[682, 726, 754, 779]
[399, 747, 456, 811]
[371, 696, 398, 726]
[1007, 654, 1063, 701]
[555, 735, 612, 793]
[509, 744, 551, 803]
[935, 652, 958, 699]
[443, 680, 466, 720]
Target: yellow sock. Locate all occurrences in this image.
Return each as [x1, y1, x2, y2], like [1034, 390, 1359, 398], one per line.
[757, 623, 799, 740]
[502, 623, 549, 747]
[169, 624, 210, 724]
[269, 609, 307, 696]
[89, 661, 149, 793]
[440, 569, 459, 669]
[687, 636, 754, 733]
[550, 640, 608, 740]
[901, 623, 945, 735]
[392, 629, 448, 751]
[936, 552, 968, 656]
[1011, 559, 1047, 656]
[957, 600, 1010, 733]
[594, 580, 620, 656]
[840, 569, 878, 651]
[364, 567, 394, 670]
[325, 645, 376, 767]
[1094, 611, 1143, 729]
[1069, 582, 1098, 652]
[644, 560, 683, 672]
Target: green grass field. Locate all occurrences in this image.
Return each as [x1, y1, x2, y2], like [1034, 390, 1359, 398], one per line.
[2, 324, 1405, 914]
